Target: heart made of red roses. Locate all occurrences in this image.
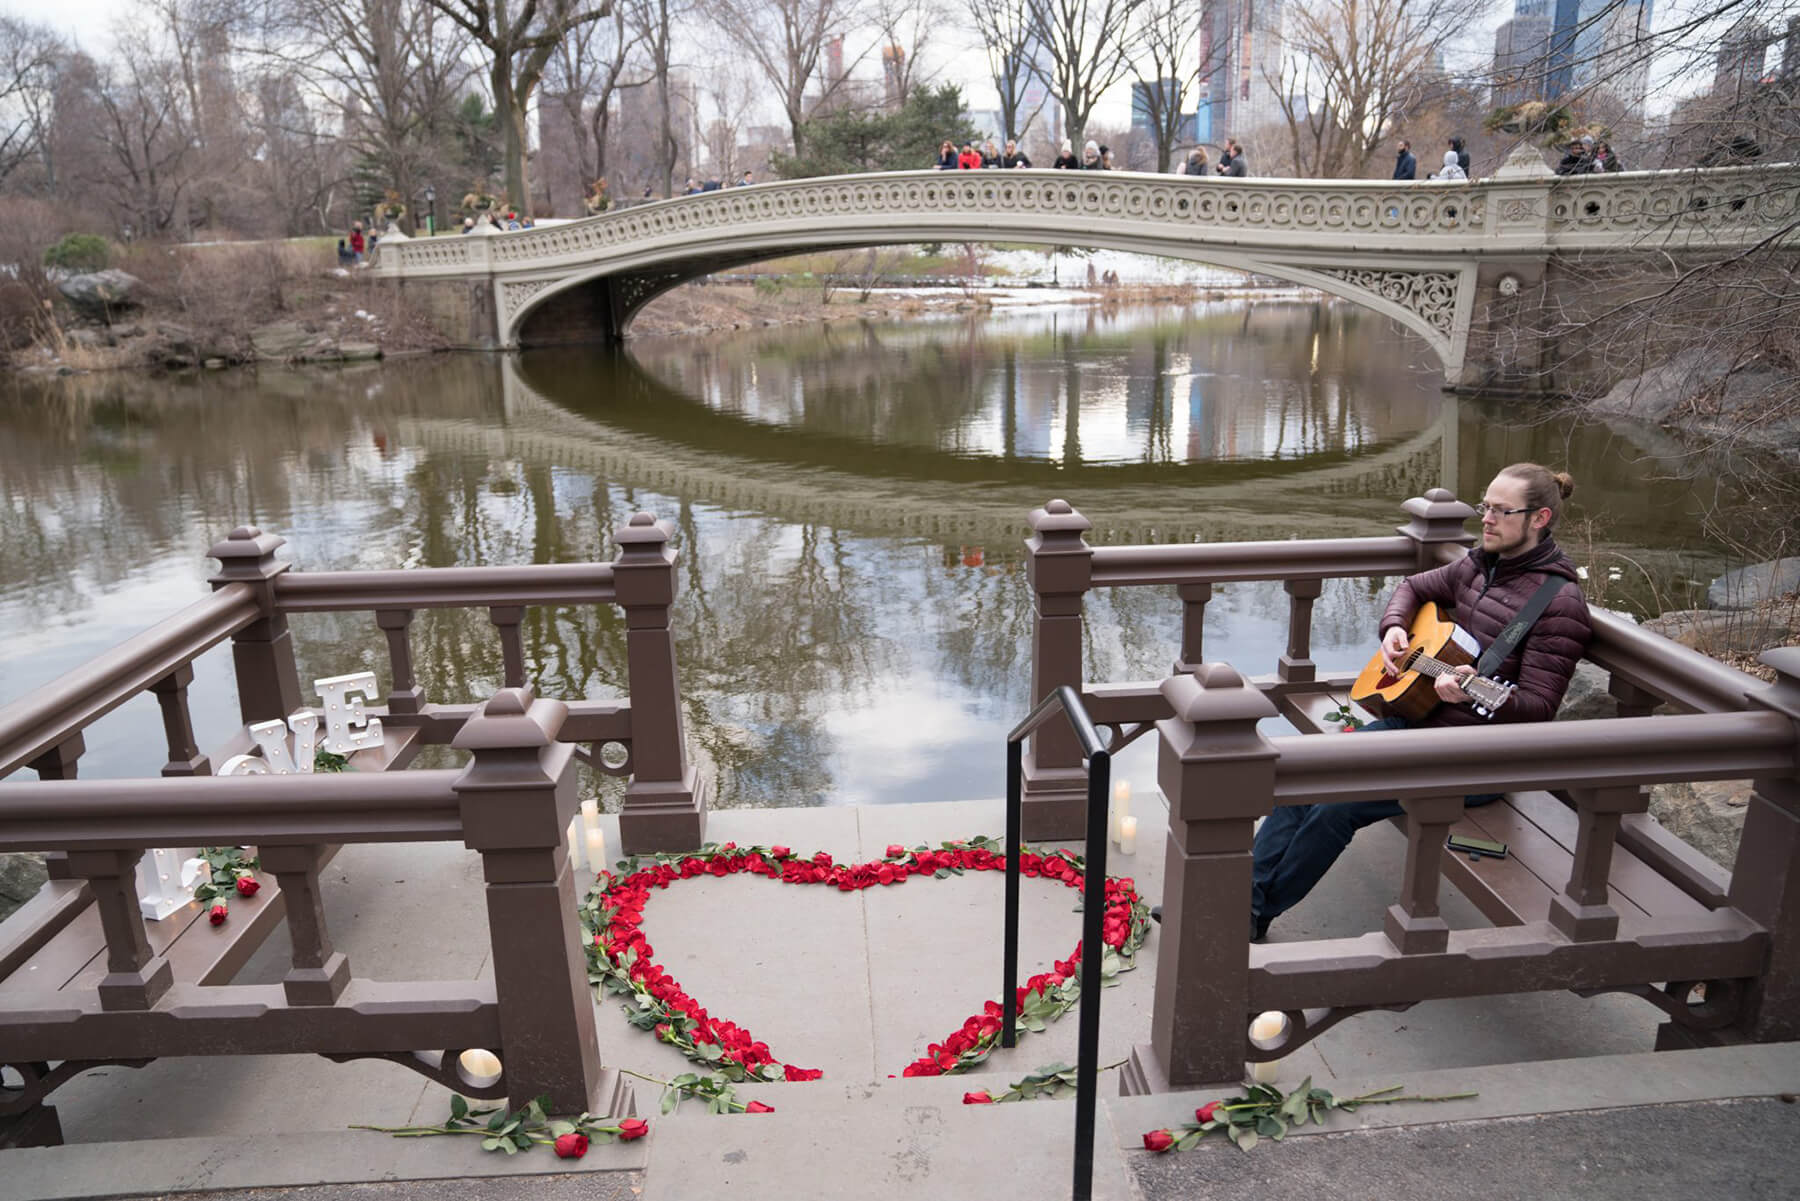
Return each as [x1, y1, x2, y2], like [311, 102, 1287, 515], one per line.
[585, 840, 1146, 1082]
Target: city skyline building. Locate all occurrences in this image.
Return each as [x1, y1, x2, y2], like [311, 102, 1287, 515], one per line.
[1199, 0, 1287, 147]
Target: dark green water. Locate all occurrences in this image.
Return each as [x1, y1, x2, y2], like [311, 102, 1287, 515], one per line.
[0, 299, 1764, 805]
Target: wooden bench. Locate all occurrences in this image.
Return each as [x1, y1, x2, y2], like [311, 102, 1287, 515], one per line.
[0, 728, 423, 1148]
[1275, 685, 1732, 933]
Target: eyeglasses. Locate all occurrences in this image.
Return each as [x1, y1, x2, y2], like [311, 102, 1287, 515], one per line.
[1472, 502, 1534, 519]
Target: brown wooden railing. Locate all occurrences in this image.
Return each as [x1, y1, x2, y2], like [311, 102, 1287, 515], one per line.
[0, 512, 710, 1145]
[1019, 491, 1800, 1092]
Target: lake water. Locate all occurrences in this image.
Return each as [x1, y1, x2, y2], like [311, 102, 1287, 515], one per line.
[0, 298, 1761, 806]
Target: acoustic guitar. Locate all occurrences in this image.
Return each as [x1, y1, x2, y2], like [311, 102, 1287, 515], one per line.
[1349, 603, 1518, 722]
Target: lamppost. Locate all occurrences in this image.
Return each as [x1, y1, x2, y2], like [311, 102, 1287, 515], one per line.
[425, 184, 436, 236]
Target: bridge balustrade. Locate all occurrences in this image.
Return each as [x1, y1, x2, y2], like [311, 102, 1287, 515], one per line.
[0, 513, 710, 1144]
[1019, 493, 1800, 1092]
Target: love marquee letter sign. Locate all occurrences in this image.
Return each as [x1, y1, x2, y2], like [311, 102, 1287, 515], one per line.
[219, 671, 387, 775]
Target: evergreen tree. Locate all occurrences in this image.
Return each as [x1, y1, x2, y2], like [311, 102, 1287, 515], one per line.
[773, 85, 981, 179]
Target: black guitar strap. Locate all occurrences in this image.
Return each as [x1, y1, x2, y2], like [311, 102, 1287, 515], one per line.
[1475, 575, 1569, 679]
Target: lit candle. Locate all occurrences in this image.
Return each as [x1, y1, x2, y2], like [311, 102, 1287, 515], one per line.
[1248, 1011, 1286, 1084]
[1111, 782, 1132, 847]
[566, 816, 583, 871]
[459, 1048, 502, 1088]
[1118, 815, 1137, 855]
[585, 827, 607, 875]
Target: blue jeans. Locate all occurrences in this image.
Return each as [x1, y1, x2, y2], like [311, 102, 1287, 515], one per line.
[1250, 717, 1501, 931]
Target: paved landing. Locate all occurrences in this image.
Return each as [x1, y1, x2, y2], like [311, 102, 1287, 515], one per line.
[0, 778, 1778, 1200]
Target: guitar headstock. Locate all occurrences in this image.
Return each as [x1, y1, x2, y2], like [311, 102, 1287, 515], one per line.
[1467, 676, 1517, 718]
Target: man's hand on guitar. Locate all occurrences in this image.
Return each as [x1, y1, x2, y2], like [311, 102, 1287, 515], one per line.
[1379, 626, 1410, 676]
[1435, 665, 1476, 705]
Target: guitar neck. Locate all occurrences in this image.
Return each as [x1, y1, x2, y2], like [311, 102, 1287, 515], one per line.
[1407, 652, 1512, 711]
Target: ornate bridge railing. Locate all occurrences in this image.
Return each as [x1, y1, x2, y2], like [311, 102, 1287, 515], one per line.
[1019, 493, 1800, 1091]
[370, 159, 1799, 388]
[0, 513, 710, 1145]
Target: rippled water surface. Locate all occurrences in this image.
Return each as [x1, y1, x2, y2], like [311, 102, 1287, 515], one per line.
[0, 299, 1760, 804]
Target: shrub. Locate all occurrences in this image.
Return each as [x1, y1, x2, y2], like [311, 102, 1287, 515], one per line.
[42, 234, 112, 272]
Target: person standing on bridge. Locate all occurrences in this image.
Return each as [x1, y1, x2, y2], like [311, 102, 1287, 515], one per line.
[937, 140, 958, 169]
[1449, 135, 1471, 177]
[1180, 147, 1210, 175]
[1224, 464, 1593, 942]
[1052, 140, 1080, 169]
[1081, 140, 1105, 169]
[1002, 140, 1032, 168]
[1429, 150, 1466, 181]
[958, 143, 983, 169]
[1394, 140, 1417, 180]
[1221, 140, 1249, 177]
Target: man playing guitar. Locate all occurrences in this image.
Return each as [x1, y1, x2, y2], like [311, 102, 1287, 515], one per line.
[1246, 463, 1593, 941]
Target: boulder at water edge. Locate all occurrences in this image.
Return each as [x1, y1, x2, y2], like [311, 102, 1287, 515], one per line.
[57, 269, 143, 320]
[1707, 557, 1800, 610]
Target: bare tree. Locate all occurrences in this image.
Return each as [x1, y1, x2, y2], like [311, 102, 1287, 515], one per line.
[1028, 0, 1148, 145]
[424, 0, 614, 216]
[1266, 0, 1461, 179]
[262, 0, 476, 231]
[0, 17, 64, 189]
[696, 60, 758, 179]
[1128, 0, 1221, 171]
[706, 0, 863, 158]
[75, 37, 196, 237]
[546, 2, 642, 192]
[625, 0, 689, 199]
[965, 0, 1043, 142]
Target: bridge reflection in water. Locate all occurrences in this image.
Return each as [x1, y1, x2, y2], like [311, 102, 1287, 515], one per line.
[0, 303, 1756, 807]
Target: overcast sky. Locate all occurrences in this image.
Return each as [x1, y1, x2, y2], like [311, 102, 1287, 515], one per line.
[32, 0, 1544, 136]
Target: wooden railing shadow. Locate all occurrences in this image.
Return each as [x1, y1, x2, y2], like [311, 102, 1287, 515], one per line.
[1016, 492, 1800, 1092]
[0, 512, 709, 1147]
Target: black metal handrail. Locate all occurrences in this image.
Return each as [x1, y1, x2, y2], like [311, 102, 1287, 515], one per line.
[1004, 684, 1111, 1201]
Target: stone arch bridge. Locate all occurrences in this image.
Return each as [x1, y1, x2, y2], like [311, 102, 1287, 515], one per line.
[373, 153, 1800, 391]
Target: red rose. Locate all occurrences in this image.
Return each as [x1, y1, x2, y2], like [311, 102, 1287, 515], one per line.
[209, 904, 228, 925]
[770, 846, 791, 859]
[744, 1101, 774, 1113]
[963, 1091, 993, 1105]
[877, 865, 895, 885]
[1342, 724, 1357, 733]
[708, 859, 730, 877]
[235, 876, 260, 898]
[885, 844, 905, 859]
[553, 1132, 589, 1158]
[1142, 1130, 1175, 1152]
[1197, 1101, 1221, 1123]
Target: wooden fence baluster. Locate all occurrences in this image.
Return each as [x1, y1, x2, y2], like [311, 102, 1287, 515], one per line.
[208, 526, 303, 726]
[1124, 664, 1278, 1094]
[1279, 578, 1323, 684]
[1550, 786, 1646, 942]
[65, 849, 172, 1011]
[1022, 500, 1094, 841]
[453, 687, 611, 1112]
[1173, 583, 1211, 675]
[612, 512, 707, 853]
[28, 733, 84, 880]
[376, 609, 425, 714]
[489, 606, 526, 690]
[260, 844, 349, 1005]
[1384, 794, 1465, 954]
[150, 665, 209, 776]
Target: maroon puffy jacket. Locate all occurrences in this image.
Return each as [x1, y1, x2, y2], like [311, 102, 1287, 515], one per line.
[1379, 537, 1591, 726]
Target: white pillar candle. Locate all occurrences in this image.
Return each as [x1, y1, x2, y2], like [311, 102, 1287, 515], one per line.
[1114, 780, 1131, 815]
[459, 1048, 503, 1087]
[566, 816, 583, 871]
[1118, 815, 1138, 855]
[1248, 1010, 1286, 1084]
[585, 827, 607, 875]
[580, 798, 601, 842]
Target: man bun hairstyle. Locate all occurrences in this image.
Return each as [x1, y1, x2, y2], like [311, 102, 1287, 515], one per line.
[1498, 462, 1575, 530]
